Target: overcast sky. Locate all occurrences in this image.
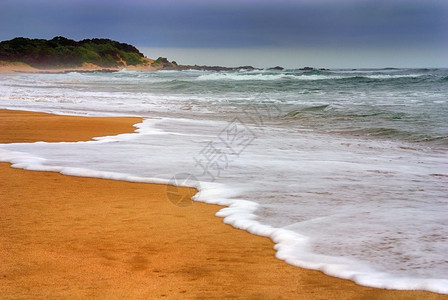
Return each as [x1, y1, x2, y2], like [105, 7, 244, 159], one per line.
[1, 0, 447, 68]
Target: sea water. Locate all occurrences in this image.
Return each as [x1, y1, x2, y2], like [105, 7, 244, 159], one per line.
[1, 68, 447, 293]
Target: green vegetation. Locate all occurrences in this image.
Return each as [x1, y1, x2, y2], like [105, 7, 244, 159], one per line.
[0, 36, 145, 68]
[151, 57, 169, 67]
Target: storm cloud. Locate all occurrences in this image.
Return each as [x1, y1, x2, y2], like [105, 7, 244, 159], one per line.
[1, 0, 447, 67]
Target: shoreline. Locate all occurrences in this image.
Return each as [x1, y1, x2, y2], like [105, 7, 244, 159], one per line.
[0, 109, 446, 299]
[0, 60, 259, 74]
[0, 61, 159, 74]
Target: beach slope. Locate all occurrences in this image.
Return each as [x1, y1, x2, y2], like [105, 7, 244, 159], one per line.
[0, 110, 445, 299]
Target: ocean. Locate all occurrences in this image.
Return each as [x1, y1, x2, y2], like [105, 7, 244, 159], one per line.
[1, 68, 447, 293]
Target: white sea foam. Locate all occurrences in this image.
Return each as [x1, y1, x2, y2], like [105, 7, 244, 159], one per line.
[195, 72, 339, 81]
[195, 72, 427, 82]
[364, 74, 427, 79]
[196, 72, 289, 81]
[1, 69, 447, 294]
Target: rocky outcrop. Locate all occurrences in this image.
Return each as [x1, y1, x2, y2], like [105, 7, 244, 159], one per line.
[268, 66, 284, 71]
[159, 64, 258, 71]
[299, 67, 315, 71]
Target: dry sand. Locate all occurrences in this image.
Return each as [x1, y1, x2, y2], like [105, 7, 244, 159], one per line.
[0, 61, 38, 73]
[0, 109, 446, 299]
[0, 59, 157, 74]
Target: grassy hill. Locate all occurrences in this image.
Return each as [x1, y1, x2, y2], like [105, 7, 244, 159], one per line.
[0, 36, 256, 72]
[0, 36, 146, 68]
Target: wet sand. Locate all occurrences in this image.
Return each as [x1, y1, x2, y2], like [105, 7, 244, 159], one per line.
[0, 109, 446, 299]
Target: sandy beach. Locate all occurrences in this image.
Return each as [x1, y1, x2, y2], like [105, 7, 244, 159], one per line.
[0, 109, 446, 299]
[0, 60, 158, 74]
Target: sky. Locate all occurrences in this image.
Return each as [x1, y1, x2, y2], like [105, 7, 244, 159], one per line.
[1, 0, 447, 68]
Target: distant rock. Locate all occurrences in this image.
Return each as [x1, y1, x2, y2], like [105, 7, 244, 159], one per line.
[299, 67, 315, 71]
[168, 64, 258, 71]
[237, 66, 256, 70]
[151, 57, 169, 66]
[268, 66, 284, 71]
[150, 57, 183, 70]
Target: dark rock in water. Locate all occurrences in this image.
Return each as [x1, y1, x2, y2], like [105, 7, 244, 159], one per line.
[299, 67, 315, 71]
[268, 66, 284, 71]
[319, 68, 329, 71]
[237, 65, 256, 70]
[166, 64, 258, 71]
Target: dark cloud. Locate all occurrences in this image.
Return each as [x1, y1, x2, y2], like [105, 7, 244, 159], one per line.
[1, 0, 447, 49]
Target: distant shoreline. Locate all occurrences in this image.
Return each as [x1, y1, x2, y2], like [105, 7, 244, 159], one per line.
[0, 60, 263, 74]
[0, 36, 264, 73]
[1, 36, 332, 73]
[0, 60, 155, 74]
[0, 60, 332, 74]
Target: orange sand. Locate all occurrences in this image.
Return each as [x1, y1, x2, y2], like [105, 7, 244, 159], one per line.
[0, 109, 446, 299]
